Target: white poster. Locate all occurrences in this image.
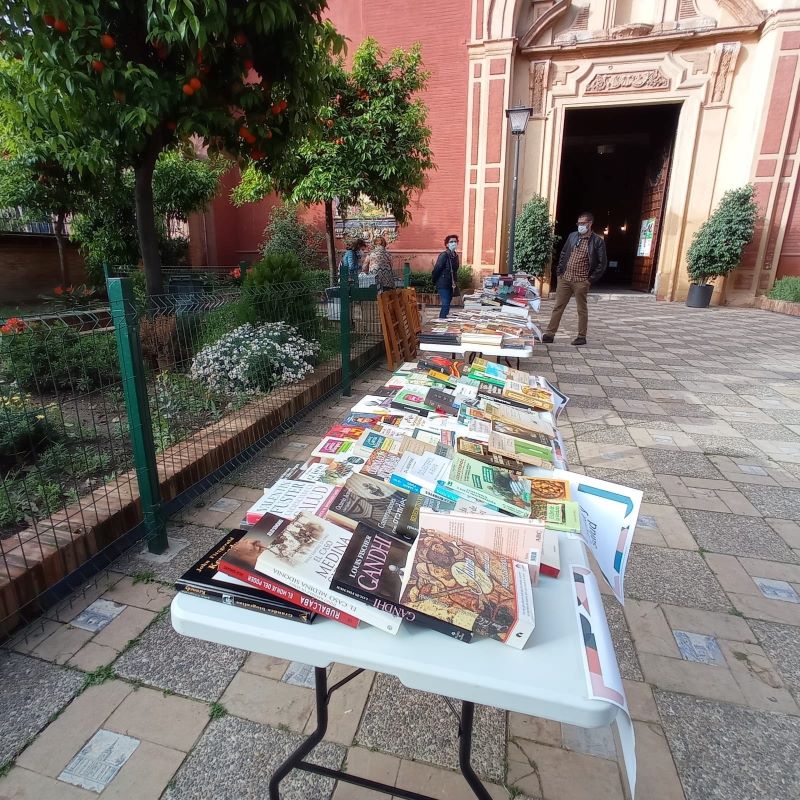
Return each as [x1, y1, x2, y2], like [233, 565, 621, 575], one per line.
[637, 218, 655, 257]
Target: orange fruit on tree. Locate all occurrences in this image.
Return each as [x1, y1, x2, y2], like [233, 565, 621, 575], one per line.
[91, 59, 105, 73]
[182, 83, 194, 96]
[233, 32, 247, 46]
[43, 14, 55, 27]
[264, 129, 273, 139]
[100, 34, 115, 50]
[53, 19, 69, 33]
[189, 77, 202, 90]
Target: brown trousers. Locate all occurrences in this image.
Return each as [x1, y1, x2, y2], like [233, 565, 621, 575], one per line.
[546, 277, 590, 337]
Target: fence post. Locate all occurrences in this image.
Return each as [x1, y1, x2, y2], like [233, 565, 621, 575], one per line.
[403, 262, 411, 288]
[107, 277, 168, 554]
[339, 263, 351, 397]
[102, 261, 111, 281]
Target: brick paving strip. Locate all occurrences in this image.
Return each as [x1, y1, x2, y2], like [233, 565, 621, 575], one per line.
[1, 294, 800, 799]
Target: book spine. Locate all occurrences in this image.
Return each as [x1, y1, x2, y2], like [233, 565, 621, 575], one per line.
[330, 578, 473, 643]
[217, 562, 359, 628]
[253, 559, 400, 635]
[502, 561, 536, 649]
[175, 582, 314, 624]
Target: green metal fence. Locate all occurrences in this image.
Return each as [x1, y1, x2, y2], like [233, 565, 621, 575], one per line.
[0, 268, 383, 636]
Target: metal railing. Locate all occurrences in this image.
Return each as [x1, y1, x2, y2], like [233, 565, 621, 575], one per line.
[0, 267, 384, 635]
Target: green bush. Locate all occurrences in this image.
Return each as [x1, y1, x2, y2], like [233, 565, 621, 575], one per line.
[261, 203, 326, 271]
[768, 277, 800, 303]
[457, 264, 473, 291]
[409, 271, 434, 294]
[243, 253, 320, 337]
[0, 323, 119, 393]
[0, 390, 61, 465]
[513, 195, 558, 277]
[687, 185, 759, 285]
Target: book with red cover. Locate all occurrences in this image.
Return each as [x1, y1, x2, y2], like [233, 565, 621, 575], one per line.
[217, 515, 359, 628]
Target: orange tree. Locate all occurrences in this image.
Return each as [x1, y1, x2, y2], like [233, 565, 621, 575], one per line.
[232, 38, 435, 280]
[0, 1, 342, 296]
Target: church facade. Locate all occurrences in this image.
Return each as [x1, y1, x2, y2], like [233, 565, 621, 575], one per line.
[194, 1, 800, 305]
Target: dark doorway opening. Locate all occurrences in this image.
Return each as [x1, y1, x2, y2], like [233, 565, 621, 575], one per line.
[554, 103, 680, 291]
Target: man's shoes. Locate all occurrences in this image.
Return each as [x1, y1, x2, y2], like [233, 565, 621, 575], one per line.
[541, 334, 554, 343]
[571, 336, 587, 346]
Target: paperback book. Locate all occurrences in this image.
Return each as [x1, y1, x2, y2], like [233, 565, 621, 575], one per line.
[324, 473, 422, 543]
[330, 524, 473, 641]
[390, 450, 452, 496]
[255, 513, 402, 634]
[175, 531, 316, 623]
[399, 530, 535, 648]
[456, 437, 528, 473]
[246, 479, 336, 524]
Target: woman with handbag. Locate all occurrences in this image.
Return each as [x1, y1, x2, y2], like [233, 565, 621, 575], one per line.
[432, 234, 460, 318]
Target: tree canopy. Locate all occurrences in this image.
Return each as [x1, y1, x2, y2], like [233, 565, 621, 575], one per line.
[0, 1, 343, 295]
[232, 38, 435, 276]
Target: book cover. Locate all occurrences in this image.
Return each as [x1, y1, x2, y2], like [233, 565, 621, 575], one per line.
[330, 524, 473, 642]
[311, 437, 360, 458]
[502, 381, 555, 412]
[531, 499, 581, 533]
[255, 513, 401, 634]
[398, 530, 535, 648]
[325, 424, 371, 440]
[487, 431, 553, 468]
[341, 412, 403, 429]
[438, 454, 531, 517]
[294, 456, 364, 486]
[175, 531, 315, 623]
[324, 473, 421, 543]
[390, 388, 437, 417]
[419, 508, 543, 583]
[361, 448, 402, 480]
[425, 387, 458, 416]
[390, 451, 452, 496]
[217, 518, 359, 627]
[456, 437, 527, 473]
[481, 401, 555, 438]
[246, 480, 335, 524]
[350, 395, 393, 414]
[416, 356, 465, 377]
[530, 478, 570, 501]
[491, 420, 554, 451]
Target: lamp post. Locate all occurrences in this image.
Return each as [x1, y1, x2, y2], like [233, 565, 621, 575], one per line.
[505, 106, 533, 274]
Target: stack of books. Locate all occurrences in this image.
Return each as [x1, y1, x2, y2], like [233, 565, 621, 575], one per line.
[462, 274, 540, 313]
[419, 308, 538, 350]
[175, 357, 578, 650]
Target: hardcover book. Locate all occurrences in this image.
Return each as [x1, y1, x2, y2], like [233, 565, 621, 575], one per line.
[398, 530, 535, 648]
[255, 513, 401, 634]
[425, 387, 458, 416]
[175, 531, 316, 623]
[324, 473, 422, 543]
[245, 479, 336, 524]
[330, 524, 473, 641]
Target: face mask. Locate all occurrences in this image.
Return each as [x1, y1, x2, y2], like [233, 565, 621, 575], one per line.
[577, 224, 589, 235]
[447, 241, 458, 251]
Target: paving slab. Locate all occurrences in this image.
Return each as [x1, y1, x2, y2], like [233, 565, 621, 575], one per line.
[114, 615, 245, 702]
[163, 715, 344, 800]
[356, 673, 506, 784]
[656, 690, 800, 800]
[640, 449, 724, 479]
[738, 485, 800, 519]
[678, 509, 798, 562]
[750, 620, 800, 698]
[0, 651, 84, 765]
[624, 545, 731, 611]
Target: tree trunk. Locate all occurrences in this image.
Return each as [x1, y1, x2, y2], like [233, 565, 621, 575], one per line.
[54, 211, 69, 287]
[324, 199, 337, 284]
[134, 134, 164, 297]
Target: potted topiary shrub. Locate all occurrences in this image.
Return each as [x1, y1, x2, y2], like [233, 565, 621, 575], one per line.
[685, 184, 758, 308]
[513, 194, 558, 285]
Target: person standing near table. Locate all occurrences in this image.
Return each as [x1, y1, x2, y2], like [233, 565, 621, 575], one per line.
[342, 238, 367, 281]
[432, 234, 460, 318]
[542, 212, 607, 346]
[366, 236, 395, 292]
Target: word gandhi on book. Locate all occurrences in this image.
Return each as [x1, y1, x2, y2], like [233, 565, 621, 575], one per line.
[358, 533, 393, 591]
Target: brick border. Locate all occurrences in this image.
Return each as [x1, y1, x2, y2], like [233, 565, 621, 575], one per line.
[0, 340, 383, 633]
[754, 296, 800, 316]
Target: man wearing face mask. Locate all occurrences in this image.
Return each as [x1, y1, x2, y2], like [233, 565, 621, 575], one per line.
[432, 234, 460, 318]
[542, 212, 607, 346]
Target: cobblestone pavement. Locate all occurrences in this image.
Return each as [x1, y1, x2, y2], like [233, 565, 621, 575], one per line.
[2, 293, 799, 800]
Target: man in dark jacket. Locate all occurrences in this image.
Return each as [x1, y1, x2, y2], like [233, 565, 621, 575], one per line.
[542, 212, 607, 346]
[432, 234, 460, 318]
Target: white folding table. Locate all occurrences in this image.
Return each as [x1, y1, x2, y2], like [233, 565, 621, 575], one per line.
[171, 535, 617, 800]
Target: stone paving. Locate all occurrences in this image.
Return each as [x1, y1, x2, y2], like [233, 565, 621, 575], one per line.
[2, 293, 800, 799]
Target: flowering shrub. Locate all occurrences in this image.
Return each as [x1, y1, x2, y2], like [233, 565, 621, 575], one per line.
[0, 317, 25, 334]
[190, 322, 319, 395]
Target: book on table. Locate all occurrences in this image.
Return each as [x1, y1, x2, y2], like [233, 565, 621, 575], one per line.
[502, 380, 555, 412]
[175, 531, 316, 623]
[217, 515, 359, 627]
[436, 453, 532, 518]
[330, 523, 474, 642]
[456, 437, 528, 473]
[389, 450, 452, 497]
[418, 508, 544, 583]
[398, 529, 536, 648]
[253, 512, 402, 634]
[481, 400, 555, 438]
[245, 479, 336, 524]
[487, 432, 554, 470]
[390, 387, 438, 416]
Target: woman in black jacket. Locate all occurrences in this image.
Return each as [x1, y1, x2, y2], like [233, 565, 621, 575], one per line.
[431, 234, 459, 318]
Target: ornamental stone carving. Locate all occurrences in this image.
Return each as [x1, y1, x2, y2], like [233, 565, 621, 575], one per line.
[585, 69, 670, 94]
[529, 61, 549, 117]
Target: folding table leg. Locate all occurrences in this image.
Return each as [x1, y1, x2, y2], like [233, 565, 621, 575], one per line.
[458, 701, 494, 800]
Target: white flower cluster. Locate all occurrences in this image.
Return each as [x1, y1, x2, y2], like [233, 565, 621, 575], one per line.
[190, 322, 320, 395]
